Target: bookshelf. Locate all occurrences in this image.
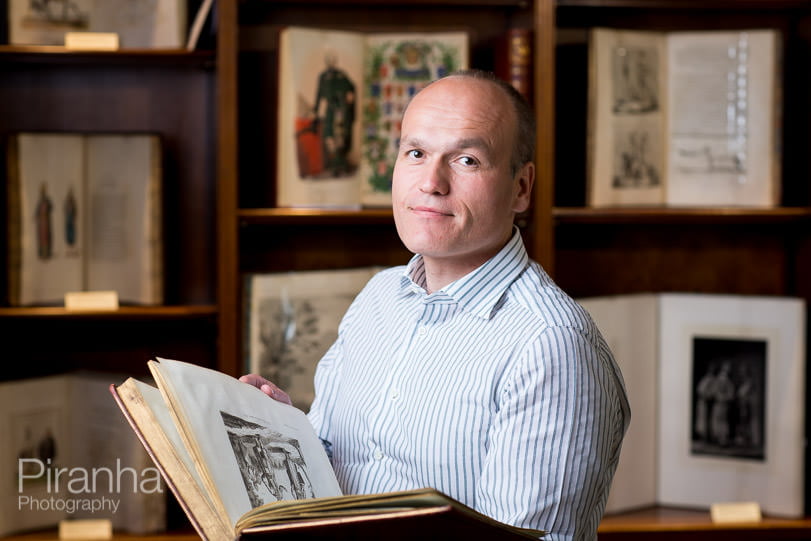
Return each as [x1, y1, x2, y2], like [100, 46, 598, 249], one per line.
[214, 0, 811, 538]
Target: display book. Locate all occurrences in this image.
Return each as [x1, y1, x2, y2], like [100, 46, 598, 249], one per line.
[7, 0, 187, 48]
[1, 372, 165, 537]
[276, 26, 468, 209]
[6, 132, 163, 307]
[243, 266, 383, 411]
[110, 357, 546, 540]
[586, 28, 782, 207]
[577, 293, 805, 518]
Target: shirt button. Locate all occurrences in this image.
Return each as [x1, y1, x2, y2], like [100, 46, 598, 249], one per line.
[417, 326, 427, 336]
[390, 388, 400, 400]
[373, 448, 384, 460]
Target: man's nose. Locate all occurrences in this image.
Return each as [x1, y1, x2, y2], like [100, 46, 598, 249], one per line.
[418, 161, 450, 195]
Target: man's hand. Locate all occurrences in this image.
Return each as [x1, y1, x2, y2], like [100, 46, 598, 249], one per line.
[238, 374, 293, 406]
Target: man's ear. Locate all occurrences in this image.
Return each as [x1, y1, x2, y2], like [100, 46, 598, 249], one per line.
[512, 161, 535, 214]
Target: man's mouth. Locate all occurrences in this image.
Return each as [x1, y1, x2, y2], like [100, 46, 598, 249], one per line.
[410, 205, 453, 217]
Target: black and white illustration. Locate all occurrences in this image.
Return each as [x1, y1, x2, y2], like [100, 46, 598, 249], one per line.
[221, 411, 315, 508]
[612, 125, 662, 189]
[247, 268, 379, 410]
[12, 407, 61, 490]
[690, 336, 766, 460]
[254, 294, 356, 410]
[612, 44, 659, 115]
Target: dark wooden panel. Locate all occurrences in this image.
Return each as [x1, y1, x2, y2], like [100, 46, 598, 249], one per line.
[554, 223, 797, 298]
[240, 222, 412, 273]
[0, 57, 217, 305]
[0, 314, 217, 381]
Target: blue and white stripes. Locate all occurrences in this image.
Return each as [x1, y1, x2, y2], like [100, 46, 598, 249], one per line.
[307, 229, 630, 541]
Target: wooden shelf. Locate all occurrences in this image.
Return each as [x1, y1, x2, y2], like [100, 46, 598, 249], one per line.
[554, 206, 811, 225]
[239, 207, 394, 225]
[0, 46, 215, 67]
[598, 507, 811, 540]
[0, 529, 198, 541]
[0, 305, 217, 319]
[556, 0, 810, 9]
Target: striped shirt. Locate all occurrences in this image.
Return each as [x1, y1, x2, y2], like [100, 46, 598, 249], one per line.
[307, 229, 630, 541]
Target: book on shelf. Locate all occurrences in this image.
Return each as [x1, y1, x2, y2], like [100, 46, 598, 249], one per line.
[587, 28, 782, 207]
[2, 372, 166, 537]
[8, 0, 186, 48]
[244, 267, 383, 411]
[578, 293, 805, 517]
[495, 27, 533, 105]
[6, 132, 163, 307]
[276, 26, 469, 209]
[110, 357, 546, 540]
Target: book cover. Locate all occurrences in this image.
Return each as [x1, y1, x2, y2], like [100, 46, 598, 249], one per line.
[110, 357, 545, 540]
[1, 372, 166, 537]
[579, 293, 805, 517]
[276, 26, 468, 209]
[244, 267, 382, 411]
[6, 132, 163, 307]
[587, 28, 782, 207]
[8, 0, 187, 48]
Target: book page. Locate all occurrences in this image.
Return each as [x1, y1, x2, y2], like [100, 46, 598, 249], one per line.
[665, 30, 780, 206]
[9, 0, 185, 48]
[577, 294, 658, 514]
[12, 133, 85, 305]
[69, 374, 166, 534]
[85, 135, 163, 305]
[0, 375, 70, 535]
[88, 0, 186, 49]
[276, 27, 365, 208]
[657, 294, 805, 517]
[114, 378, 233, 540]
[149, 358, 342, 528]
[587, 29, 667, 206]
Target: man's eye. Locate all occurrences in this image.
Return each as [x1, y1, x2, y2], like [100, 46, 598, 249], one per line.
[407, 149, 423, 159]
[458, 156, 478, 167]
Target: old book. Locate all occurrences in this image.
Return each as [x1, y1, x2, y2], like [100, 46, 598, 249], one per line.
[110, 357, 546, 540]
[587, 28, 782, 207]
[495, 27, 533, 104]
[276, 26, 469, 209]
[8, 0, 186, 48]
[244, 267, 383, 411]
[1, 372, 166, 537]
[6, 132, 163, 306]
[578, 293, 805, 517]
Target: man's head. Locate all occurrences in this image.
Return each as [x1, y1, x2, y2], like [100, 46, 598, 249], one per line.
[391, 70, 535, 280]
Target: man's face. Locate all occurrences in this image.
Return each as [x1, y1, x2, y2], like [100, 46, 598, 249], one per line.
[392, 77, 533, 272]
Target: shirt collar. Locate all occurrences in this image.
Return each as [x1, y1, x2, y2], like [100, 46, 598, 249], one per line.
[399, 227, 529, 319]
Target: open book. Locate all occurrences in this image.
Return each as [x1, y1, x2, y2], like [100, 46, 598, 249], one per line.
[110, 358, 545, 540]
[276, 26, 468, 208]
[7, 132, 163, 306]
[587, 28, 781, 207]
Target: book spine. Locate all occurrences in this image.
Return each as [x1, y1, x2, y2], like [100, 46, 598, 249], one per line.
[496, 28, 533, 105]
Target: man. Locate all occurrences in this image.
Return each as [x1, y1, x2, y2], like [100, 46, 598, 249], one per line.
[242, 69, 630, 540]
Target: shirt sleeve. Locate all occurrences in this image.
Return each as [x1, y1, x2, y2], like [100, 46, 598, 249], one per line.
[306, 331, 344, 452]
[474, 325, 629, 541]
